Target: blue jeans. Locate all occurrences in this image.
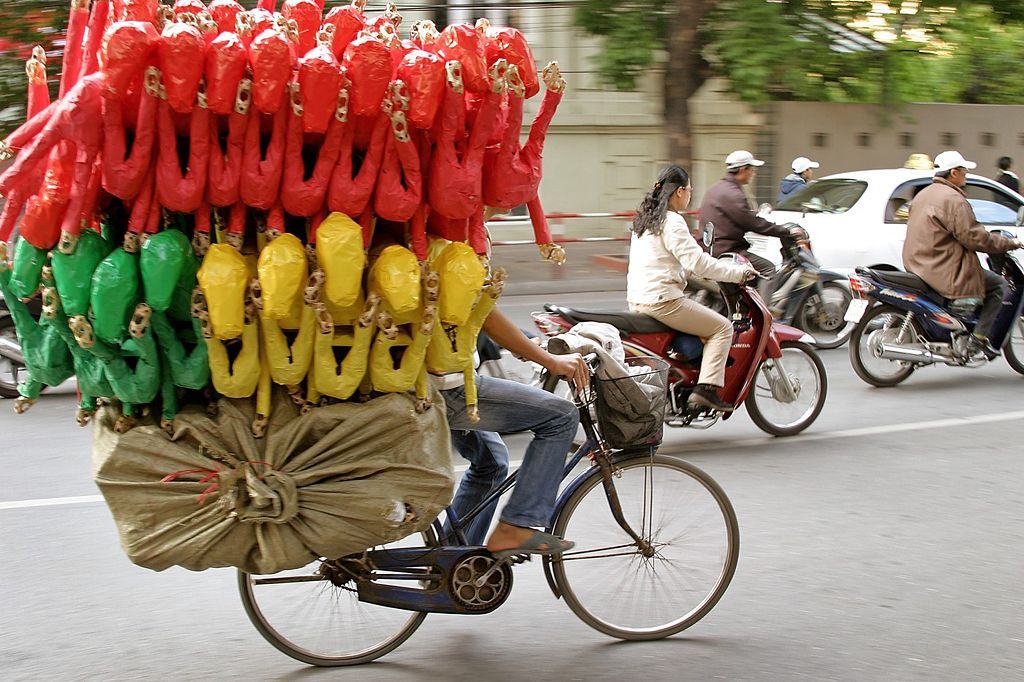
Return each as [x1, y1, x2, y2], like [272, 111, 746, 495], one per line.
[442, 375, 579, 540]
[447, 430, 510, 545]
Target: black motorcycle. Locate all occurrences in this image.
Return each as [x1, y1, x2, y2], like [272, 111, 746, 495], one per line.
[765, 232, 852, 349]
[687, 231, 852, 349]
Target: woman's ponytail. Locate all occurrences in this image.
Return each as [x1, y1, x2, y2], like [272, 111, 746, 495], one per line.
[630, 165, 689, 238]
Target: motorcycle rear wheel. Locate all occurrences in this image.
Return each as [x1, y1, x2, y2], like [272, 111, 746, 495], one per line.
[1003, 314, 1024, 376]
[849, 304, 919, 387]
[744, 341, 826, 437]
[798, 282, 853, 350]
[0, 316, 24, 399]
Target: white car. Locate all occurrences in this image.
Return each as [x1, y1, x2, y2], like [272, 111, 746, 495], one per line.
[748, 168, 1024, 275]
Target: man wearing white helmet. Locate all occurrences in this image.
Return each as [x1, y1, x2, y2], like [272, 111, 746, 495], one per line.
[699, 150, 804, 278]
[777, 156, 820, 204]
[903, 150, 1023, 359]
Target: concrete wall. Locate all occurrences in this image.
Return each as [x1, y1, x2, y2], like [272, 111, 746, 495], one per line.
[763, 101, 1024, 205]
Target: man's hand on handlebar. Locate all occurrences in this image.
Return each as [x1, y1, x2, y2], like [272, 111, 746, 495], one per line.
[544, 352, 590, 390]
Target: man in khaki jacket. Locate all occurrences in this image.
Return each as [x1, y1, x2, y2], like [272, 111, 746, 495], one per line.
[903, 150, 1022, 357]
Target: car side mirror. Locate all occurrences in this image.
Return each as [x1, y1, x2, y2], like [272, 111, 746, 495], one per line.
[701, 222, 715, 248]
[1016, 205, 1024, 227]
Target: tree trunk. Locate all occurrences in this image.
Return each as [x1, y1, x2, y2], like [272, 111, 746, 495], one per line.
[664, 0, 717, 168]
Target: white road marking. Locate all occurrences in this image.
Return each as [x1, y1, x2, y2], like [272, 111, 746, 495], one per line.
[0, 494, 105, 510]
[660, 409, 1024, 454]
[2, 410, 1021, 511]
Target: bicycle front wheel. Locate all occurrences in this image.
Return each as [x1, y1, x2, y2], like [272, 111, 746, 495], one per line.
[238, 529, 435, 667]
[549, 453, 739, 640]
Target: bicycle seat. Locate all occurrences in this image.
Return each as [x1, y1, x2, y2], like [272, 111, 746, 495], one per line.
[854, 266, 945, 306]
[543, 304, 672, 334]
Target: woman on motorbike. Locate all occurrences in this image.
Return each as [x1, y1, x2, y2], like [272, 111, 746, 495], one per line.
[627, 165, 758, 412]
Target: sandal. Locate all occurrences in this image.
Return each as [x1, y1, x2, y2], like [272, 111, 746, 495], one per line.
[489, 529, 575, 560]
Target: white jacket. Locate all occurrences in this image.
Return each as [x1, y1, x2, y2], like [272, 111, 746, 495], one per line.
[626, 211, 748, 306]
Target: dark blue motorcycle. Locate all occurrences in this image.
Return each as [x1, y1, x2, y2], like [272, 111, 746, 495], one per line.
[844, 236, 1024, 386]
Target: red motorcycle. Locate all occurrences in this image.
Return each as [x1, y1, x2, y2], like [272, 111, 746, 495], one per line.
[533, 267, 828, 437]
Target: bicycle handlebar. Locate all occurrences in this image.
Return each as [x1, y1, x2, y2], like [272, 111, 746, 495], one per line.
[539, 352, 600, 393]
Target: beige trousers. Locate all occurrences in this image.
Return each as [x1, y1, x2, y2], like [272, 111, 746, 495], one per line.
[630, 297, 733, 387]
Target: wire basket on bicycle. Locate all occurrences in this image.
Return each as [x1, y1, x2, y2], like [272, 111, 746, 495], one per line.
[592, 356, 669, 449]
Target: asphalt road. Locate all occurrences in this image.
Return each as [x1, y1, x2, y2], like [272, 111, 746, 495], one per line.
[2, 289, 1024, 681]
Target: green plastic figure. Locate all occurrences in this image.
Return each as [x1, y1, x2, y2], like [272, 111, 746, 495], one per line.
[0, 264, 75, 411]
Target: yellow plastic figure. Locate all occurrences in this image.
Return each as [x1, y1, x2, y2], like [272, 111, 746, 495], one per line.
[317, 213, 367, 309]
[256, 233, 315, 403]
[306, 270, 376, 402]
[367, 245, 439, 404]
[195, 244, 264, 433]
[425, 239, 506, 421]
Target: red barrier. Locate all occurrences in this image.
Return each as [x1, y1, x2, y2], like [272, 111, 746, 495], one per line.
[488, 209, 699, 245]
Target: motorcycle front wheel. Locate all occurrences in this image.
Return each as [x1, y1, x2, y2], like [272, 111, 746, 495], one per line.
[1003, 314, 1024, 375]
[744, 341, 827, 437]
[0, 316, 24, 399]
[798, 282, 853, 350]
[849, 304, 919, 387]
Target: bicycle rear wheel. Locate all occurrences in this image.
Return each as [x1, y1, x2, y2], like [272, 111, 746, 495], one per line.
[549, 453, 739, 640]
[238, 529, 435, 667]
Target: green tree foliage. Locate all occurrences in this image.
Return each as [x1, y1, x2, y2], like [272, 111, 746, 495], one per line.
[574, 0, 672, 90]
[571, 0, 1024, 167]
[0, 0, 69, 135]
[939, 4, 1024, 103]
[710, 0, 1024, 105]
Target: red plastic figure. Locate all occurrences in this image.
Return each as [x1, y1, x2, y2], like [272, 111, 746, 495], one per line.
[323, 1, 365, 59]
[374, 82, 423, 224]
[397, 49, 445, 130]
[159, 22, 206, 114]
[205, 32, 248, 115]
[240, 105, 287, 210]
[297, 40, 344, 135]
[249, 28, 296, 115]
[208, 0, 243, 34]
[484, 25, 538, 99]
[282, 108, 344, 217]
[102, 85, 158, 200]
[343, 35, 392, 117]
[438, 24, 487, 93]
[482, 62, 567, 263]
[282, 0, 322, 57]
[428, 60, 506, 222]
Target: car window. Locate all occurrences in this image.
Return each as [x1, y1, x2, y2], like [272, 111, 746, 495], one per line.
[963, 182, 1020, 225]
[967, 199, 1018, 225]
[776, 179, 867, 214]
[885, 179, 930, 224]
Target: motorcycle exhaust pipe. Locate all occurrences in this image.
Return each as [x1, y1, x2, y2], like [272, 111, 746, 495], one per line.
[0, 335, 25, 365]
[878, 342, 940, 365]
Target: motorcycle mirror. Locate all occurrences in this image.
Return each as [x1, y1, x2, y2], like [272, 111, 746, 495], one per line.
[1016, 205, 1024, 227]
[701, 222, 715, 248]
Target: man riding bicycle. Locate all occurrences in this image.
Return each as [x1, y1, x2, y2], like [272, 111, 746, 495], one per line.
[438, 306, 588, 558]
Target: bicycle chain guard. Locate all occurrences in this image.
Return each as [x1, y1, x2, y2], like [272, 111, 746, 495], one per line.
[354, 546, 514, 615]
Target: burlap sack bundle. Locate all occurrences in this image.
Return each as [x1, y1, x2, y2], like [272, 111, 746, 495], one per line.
[93, 389, 454, 574]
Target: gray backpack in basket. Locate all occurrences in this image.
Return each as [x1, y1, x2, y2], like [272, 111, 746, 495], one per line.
[595, 362, 667, 448]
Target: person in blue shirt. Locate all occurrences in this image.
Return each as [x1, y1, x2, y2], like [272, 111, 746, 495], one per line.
[777, 156, 820, 204]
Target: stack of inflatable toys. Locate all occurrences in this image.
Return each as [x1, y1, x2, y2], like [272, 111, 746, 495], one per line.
[0, 0, 567, 438]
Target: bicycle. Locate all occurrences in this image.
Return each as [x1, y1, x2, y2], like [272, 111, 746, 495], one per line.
[237, 355, 740, 666]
